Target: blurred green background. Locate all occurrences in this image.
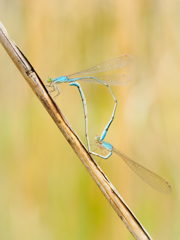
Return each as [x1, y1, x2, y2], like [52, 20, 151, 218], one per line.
[0, 0, 179, 239]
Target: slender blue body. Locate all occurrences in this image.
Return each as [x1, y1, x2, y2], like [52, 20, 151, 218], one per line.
[53, 76, 69, 83]
[53, 76, 117, 141]
[101, 141, 113, 152]
[46, 55, 133, 152]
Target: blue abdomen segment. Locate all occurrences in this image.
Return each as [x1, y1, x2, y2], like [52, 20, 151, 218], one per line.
[53, 76, 69, 83]
[102, 141, 113, 152]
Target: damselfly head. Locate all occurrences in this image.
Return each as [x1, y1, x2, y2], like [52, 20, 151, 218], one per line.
[94, 135, 101, 143]
[47, 77, 53, 83]
[93, 135, 107, 155]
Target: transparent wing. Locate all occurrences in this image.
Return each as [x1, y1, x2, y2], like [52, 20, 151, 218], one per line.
[75, 74, 132, 86]
[112, 147, 172, 194]
[67, 55, 133, 77]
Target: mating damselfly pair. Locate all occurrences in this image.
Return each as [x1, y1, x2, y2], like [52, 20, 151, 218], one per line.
[46, 55, 172, 195]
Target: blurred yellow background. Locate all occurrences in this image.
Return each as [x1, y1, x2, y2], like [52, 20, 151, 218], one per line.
[0, 0, 179, 239]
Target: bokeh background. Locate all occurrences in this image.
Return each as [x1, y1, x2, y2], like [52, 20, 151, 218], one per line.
[0, 0, 179, 239]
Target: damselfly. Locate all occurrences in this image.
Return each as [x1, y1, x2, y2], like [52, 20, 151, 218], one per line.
[47, 55, 133, 151]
